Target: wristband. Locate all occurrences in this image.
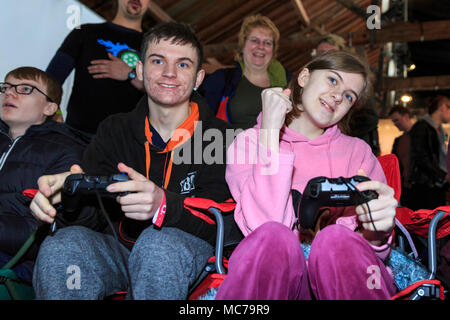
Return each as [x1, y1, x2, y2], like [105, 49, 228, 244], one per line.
[152, 193, 167, 227]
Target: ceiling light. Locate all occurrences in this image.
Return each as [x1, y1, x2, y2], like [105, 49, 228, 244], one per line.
[407, 64, 416, 71]
[400, 94, 413, 103]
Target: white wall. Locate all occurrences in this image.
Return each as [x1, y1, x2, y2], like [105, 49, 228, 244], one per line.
[0, 0, 104, 117]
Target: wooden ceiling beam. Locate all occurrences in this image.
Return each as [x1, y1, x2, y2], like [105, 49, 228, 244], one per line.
[381, 75, 450, 91]
[197, 0, 278, 43]
[351, 20, 450, 45]
[334, 0, 368, 19]
[147, 1, 174, 22]
[290, 2, 348, 40]
[291, 0, 310, 26]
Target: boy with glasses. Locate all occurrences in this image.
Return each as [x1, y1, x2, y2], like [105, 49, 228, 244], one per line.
[0, 67, 87, 283]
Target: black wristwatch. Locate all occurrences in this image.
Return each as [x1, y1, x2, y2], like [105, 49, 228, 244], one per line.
[128, 69, 137, 81]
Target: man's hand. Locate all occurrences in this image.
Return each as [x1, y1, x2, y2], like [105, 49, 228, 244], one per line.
[107, 162, 164, 221]
[354, 169, 397, 246]
[30, 164, 84, 224]
[88, 53, 131, 81]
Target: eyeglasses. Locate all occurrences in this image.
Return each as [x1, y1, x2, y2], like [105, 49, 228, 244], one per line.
[247, 37, 274, 48]
[0, 82, 54, 103]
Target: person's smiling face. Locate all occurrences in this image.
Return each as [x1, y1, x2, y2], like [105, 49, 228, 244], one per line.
[136, 38, 205, 108]
[297, 68, 364, 131]
[242, 27, 274, 70]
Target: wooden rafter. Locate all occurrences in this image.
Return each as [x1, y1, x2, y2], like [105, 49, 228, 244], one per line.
[291, 0, 310, 26]
[351, 20, 450, 45]
[203, 19, 450, 76]
[147, 1, 174, 22]
[382, 75, 450, 91]
[334, 0, 368, 19]
[197, 0, 278, 43]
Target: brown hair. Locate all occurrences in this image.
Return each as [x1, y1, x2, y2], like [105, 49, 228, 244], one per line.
[388, 105, 411, 117]
[286, 50, 373, 134]
[235, 14, 280, 63]
[428, 95, 450, 115]
[5, 66, 62, 106]
[141, 22, 203, 72]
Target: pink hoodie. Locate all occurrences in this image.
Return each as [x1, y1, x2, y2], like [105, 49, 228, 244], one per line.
[226, 119, 392, 260]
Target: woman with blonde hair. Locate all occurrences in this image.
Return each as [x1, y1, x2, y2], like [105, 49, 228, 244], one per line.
[199, 14, 290, 130]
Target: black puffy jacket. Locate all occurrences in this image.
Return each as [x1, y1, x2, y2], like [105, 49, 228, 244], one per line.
[0, 119, 88, 258]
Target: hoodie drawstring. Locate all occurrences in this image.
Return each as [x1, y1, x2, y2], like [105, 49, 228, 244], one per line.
[144, 102, 199, 189]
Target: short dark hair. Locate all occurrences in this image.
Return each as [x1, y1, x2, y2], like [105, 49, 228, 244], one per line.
[428, 95, 449, 115]
[388, 105, 411, 117]
[5, 66, 62, 106]
[140, 22, 203, 71]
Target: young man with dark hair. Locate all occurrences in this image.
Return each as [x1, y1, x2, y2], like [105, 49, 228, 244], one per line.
[388, 105, 414, 207]
[46, 0, 150, 135]
[30, 22, 240, 300]
[0, 67, 87, 282]
[408, 95, 450, 210]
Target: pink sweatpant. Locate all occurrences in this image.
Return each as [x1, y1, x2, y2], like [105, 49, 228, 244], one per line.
[215, 222, 397, 300]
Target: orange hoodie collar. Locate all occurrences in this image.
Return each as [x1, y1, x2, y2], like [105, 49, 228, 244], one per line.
[144, 102, 199, 187]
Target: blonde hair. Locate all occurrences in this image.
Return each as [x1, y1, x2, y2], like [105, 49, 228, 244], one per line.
[317, 34, 347, 51]
[235, 14, 280, 63]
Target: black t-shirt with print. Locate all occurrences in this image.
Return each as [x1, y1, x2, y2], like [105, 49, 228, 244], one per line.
[47, 22, 144, 134]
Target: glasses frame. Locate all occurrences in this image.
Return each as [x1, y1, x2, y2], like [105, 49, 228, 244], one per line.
[246, 37, 274, 49]
[0, 82, 54, 103]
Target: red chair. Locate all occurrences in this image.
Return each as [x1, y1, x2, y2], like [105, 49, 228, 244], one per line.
[378, 154, 448, 300]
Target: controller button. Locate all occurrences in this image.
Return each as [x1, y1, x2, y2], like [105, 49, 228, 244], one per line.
[310, 184, 319, 197]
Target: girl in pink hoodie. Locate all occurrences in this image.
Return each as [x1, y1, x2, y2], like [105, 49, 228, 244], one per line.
[216, 51, 398, 300]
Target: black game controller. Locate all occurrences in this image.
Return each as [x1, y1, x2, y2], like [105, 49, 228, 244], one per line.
[61, 173, 130, 213]
[298, 176, 378, 230]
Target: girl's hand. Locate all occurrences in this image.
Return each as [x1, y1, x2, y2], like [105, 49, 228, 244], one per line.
[354, 169, 397, 245]
[260, 87, 292, 131]
[259, 88, 292, 153]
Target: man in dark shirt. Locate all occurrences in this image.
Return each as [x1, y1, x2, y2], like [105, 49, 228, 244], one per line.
[408, 96, 450, 210]
[388, 105, 414, 207]
[46, 0, 150, 135]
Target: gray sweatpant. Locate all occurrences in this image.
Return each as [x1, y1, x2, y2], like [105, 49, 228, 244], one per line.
[32, 225, 213, 299]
